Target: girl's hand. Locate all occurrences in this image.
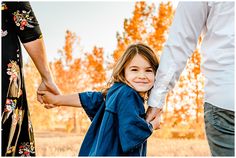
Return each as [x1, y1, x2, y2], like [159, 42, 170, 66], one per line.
[150, 116, 161, 130]
[146, 107, 162, 130]
[37, 90, 59, 108]
[37, 80, 61, 104]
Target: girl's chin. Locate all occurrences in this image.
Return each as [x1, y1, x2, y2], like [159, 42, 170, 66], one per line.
[129, 84, 152, 92]
[135, 88, 151, 93]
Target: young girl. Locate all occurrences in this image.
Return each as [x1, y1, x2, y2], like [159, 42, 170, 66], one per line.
[38, 43, 159, 156]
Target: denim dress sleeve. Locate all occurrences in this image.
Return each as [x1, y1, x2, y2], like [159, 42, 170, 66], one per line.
[79, 91, 104, 121]
[5, 2, 42, 43]
[117, 88, 153, 152]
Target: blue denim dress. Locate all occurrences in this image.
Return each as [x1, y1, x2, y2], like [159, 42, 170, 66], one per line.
[78, 82, 153, 156]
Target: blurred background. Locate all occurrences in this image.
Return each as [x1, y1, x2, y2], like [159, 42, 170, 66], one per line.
[23, 1, 210, 156]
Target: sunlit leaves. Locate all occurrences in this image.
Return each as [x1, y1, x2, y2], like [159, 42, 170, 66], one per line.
[25, 2, 205, 139]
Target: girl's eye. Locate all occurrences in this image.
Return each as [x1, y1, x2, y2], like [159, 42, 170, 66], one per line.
[146, 69, 153, 72]
[131, 69, 138, 71]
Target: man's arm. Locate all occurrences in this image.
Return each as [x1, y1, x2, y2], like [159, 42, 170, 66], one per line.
[146, 2, 209, 128]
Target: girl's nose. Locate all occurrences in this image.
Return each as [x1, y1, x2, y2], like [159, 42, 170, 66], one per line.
[138, 72, 146, 78]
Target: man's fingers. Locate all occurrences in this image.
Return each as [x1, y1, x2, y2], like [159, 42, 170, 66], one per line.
[146, 110, 155, 122]
[155, 116, 161, 130]
[146, 107, 162, 122]
[151, 116, 162, 130]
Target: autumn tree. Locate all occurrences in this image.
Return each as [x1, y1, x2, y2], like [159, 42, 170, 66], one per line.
[112, 1, 205, 139]
[147, 2, 174, 53]
[113, 2, 174, 61]
[83, 46, 107, 91]
[113, 2, 154, 61]
[25, 1, 205, 139]
[49, 30, 106, 133]
[24, 60, 54, 130]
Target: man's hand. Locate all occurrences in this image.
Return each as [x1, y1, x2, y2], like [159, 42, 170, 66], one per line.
[146, 107, 162, 130]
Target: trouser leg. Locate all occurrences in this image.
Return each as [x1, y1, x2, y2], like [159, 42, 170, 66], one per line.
[204, 102, 234, 156]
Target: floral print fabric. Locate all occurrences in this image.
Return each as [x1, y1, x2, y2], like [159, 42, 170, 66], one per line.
[2, 2, 42, 156]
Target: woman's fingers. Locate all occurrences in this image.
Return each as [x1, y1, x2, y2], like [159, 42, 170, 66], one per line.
[44, 104, 57, 109]
[37, 90, 48, 104]
[37, 90, 46, 95]
[37, 90, 57, 109]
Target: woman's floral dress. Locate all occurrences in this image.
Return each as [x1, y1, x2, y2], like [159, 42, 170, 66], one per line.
[2, 2, 42, 156]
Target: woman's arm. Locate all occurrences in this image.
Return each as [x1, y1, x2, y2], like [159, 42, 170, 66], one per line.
[23, 38, 61, 104]
[10, 2, 60, 103]
[23, 38, 53, 83]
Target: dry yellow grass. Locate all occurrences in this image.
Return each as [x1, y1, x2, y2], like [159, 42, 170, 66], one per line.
[34, 131, 211, 156]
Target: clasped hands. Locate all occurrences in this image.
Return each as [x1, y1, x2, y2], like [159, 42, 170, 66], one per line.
[146, 107, 163, 130]
[37, 80, 60, 109]
[36, 80, 162, 130]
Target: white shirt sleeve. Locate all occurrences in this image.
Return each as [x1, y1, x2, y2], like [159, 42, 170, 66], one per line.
[148, 2, 209, 108]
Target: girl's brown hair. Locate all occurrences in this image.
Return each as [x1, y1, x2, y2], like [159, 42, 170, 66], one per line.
[102, 43, 159, 96]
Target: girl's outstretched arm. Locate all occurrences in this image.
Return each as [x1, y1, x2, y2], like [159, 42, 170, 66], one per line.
[38, 91, 82, 108]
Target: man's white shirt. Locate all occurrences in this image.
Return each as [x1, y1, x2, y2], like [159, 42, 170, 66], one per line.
[148, 2, 234, 111]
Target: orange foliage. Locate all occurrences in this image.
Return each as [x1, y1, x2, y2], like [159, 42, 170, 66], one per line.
[25, 2, 205, 139]
[64, 30, 76, 64]
[84, 47, 106, 90]
[148, 2, 174, 52]
[112, 1, 205, 139]
[113, 2, 154, 61]
[48, 30, 107, 132]
[113, 2, 174, 61]
[24, 61, 55, 130]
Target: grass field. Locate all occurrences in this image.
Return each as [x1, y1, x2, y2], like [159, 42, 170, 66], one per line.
[34, 131, 211, 156]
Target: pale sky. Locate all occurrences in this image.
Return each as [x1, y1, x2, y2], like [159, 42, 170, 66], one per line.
[23, 1, 179, 62]
[28, 1, 136, 61]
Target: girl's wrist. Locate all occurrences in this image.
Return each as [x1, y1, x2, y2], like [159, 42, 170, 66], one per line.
[54, 95, 61, 106]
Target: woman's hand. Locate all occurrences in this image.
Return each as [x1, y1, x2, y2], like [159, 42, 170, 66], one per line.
[37, 90, 59, 109]
[37, 79, 61, 104]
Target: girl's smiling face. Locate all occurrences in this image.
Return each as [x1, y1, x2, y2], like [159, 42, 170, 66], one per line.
[124, 54, 155, 95]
